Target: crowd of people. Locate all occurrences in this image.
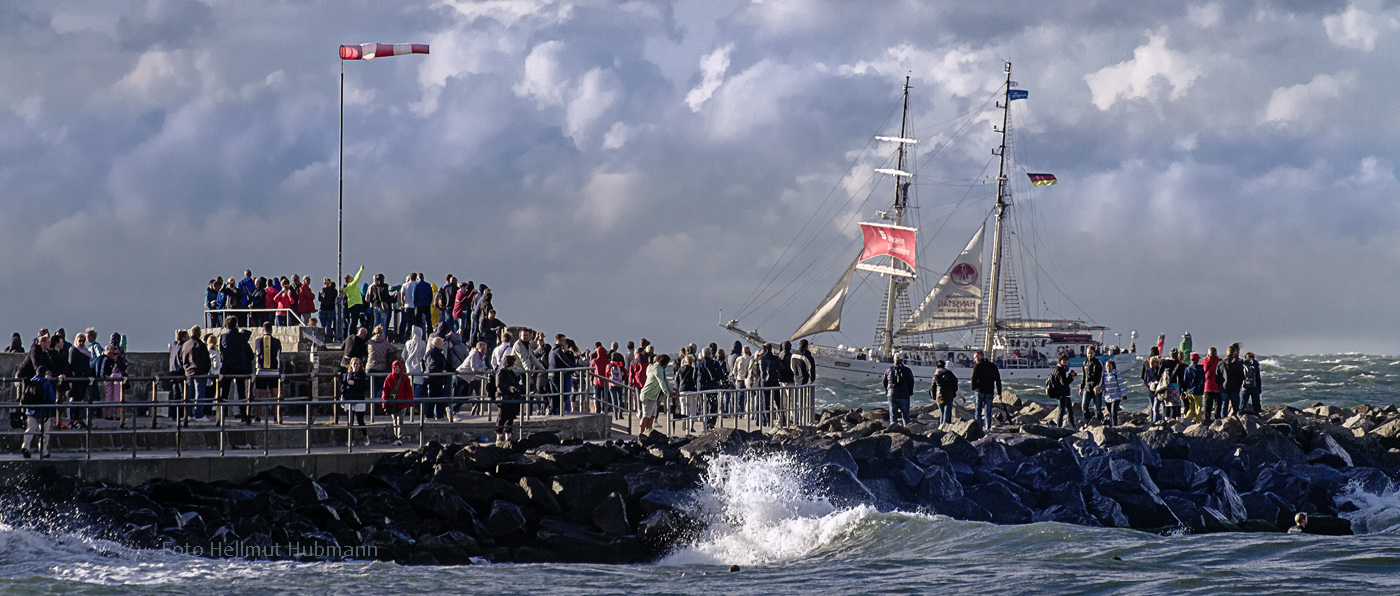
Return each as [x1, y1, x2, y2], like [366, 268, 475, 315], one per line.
[6, 328, 130, 458]
[881, 331, 1264, 431]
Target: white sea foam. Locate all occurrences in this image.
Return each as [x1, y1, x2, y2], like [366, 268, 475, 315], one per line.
[1337, 481, 1400, 535]
[1259, 358, 1283, 369]
[661, 452, 884, 566]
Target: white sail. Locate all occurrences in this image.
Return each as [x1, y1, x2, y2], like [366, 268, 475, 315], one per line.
[895, 222, 986, 336]
[789, 255, 859, 342]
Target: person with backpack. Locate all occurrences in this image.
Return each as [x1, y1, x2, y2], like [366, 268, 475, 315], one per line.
[1242, 351, 1263, 414]
[608, 352, 628, 420]
[931, 360, 959, 426]
[1047, 353, 1078, 428]
[1101, 359, 1127, 426]
[1182, 353, 1206, 424]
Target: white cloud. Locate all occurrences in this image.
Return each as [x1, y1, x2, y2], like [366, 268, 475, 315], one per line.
[515, 40, 568, 107]
[1187, 3, 1221, 28]
[1084, 33, 1203, 110]
[1262, 71, 1355, 124]
[564, 68, 621, 147]
[575, 170, 642, 232]
[1323, 4, 1397, 52]
[685, 43, 734, 112]
[436, 0, 571, 26]
[109, 50, 202, 107]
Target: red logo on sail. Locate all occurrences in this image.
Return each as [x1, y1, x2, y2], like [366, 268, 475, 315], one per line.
[950, 263, 977, 286]
[858, 223, 917, 269]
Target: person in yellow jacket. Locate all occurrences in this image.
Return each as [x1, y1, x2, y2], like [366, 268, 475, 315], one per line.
[341, 266, 366, 338]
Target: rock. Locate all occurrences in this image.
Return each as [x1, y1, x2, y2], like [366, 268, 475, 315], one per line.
[1306, 449, 1349, 469]
[1251, 464, 1311, 507]
[516, 431, 562, 451]
[288, 481, 330, 507]
[679, 428, 746, 461]
[1027, 447, 1083, 488]
[533, 444, 594, 472]
[1020, 424, 1074, 440]
[592, 492, 631, 535]
[1189, 468, 1247, 523]
[1303, 516, 1353, 536]
[1340, 466, 1392, 495]
[1093, 480, 1179, 529]
[1154, 459, 1202, 490]
[408, 483, 474, 522]
[1089, 426, 1129, 448]
[496, 454, 563, 479]
[914, 466, 965, 517]
[972, 437, 1023, 475]
[1322, 433, 1355, 467]
[842, 435, 893, 464]
[1238, 491, 1285, 528]
[812, 463, 876, 509]
[252, 466, 312, 490]
[966, 481, 1032, 525]
[1140, 429, 1189, 460]
[639, 489, 687, 515]
[637, 510, 679, 545]
[942, 419, 984, 442]
[552, 473, 629, 513]
[518, 477, 562, 514]
[939, 433, 980, 465]
[486, 500, 527, 539]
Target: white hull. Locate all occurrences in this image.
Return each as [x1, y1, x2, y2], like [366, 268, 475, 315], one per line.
[815, 352, 1138, 384]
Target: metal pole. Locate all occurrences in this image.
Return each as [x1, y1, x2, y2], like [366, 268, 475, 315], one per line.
[337, 60, 345, 340]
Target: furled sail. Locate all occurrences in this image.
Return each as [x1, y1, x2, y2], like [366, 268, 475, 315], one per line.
[789, 255, 859, 342]
[895, 222, 986, 336]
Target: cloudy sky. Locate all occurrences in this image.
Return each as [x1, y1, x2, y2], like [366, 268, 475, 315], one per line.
[2, 0, 1398, 355]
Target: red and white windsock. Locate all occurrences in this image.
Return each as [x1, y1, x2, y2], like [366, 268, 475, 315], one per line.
[339, 43, 429, 61]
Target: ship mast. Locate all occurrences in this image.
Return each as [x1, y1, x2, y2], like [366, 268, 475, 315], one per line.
[879, 77, 912, 358]
[983, 62, 1012, 356]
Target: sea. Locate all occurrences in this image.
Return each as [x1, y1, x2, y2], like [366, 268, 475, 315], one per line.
[2, 354, 1398, 595]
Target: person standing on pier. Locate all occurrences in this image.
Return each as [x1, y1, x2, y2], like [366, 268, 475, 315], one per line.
[252, 322, 281, 424]
[181, 326, 211, 421]
[883, 353, 914, 426]
[1220, 343, 1247, 416]
[638, 353, 672, 435]
[219, 316, 254, 425]
[1101, 359, 1127, 426]
[756, 343, 783, 426]
[970, 350, 1002, 430]
[318, 278, 338, 342]
[932, 360, 959, 425]
[367, 274, 393, 340]
[1200, 347, 1222, 420]
[341, 357, 371, 446]
[342, 266, 367, 339]
[495, 354, 523, 446]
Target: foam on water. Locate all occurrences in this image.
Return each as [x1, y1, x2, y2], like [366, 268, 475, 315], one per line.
[662, 452, 899, 566]
[1337, 482, 1400, 535]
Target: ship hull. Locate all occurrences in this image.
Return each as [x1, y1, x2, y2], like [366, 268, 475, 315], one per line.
[814, 352, 1138, 383]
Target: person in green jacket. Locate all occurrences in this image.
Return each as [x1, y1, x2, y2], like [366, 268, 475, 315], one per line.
[639, 353, 674, 435]
[342, 266, 366, 339]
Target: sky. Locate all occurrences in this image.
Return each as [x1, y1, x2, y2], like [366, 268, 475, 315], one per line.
[2, 0, 1398, 356]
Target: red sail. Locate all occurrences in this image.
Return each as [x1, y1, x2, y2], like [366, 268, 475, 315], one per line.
[858, 223, 917, 269]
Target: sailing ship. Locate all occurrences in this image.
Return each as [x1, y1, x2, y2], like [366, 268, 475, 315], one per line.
[724, 62, 1136, 382]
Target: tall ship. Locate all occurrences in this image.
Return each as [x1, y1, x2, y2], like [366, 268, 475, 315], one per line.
[724, 62, 1136, 382]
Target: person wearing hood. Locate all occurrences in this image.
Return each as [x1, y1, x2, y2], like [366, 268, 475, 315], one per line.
[403, 325, 428, 399]
[1199, 347, 1223, 421]
[366, 325, 392, 404]
[6, 332, 24, 354]
[382, 360, 414, 445]
[883, 352, 915, 425]
[590, 344, 611, 413]
[798, 339, 817, 382]
[97, 332, 130, 424]
[425, 336, 450, 420]
[1243, 351, 1263, 415]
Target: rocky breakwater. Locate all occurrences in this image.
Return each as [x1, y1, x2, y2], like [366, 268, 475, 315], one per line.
[4, 400, 1397, 565]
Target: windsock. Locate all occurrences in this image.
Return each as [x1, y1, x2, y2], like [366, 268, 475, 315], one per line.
[339, 43, 429, 61]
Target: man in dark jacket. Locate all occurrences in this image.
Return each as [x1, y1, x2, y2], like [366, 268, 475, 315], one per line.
[932, 360, 959, 425]
[696, 347, 727, 429]
[366, 274, 393, 339]
[341, 327, 369, 371]
[777, 341, 795, 385]
[412, 272, 433, 334]
[219, 316, 254, 424]
[1048, 354, 1077, 428]
[1242, 351, 1262, 414]
[883, 353, 914, 425]
[436, 275, 459, 332]
[1219, 343, 1247, 416]
[181, 326, 212, 421]
[1080, 345, 1104, 423]
[798, 339, 817, 381]
[969, 350, 1002, 429]
[755, 343, 783, 426]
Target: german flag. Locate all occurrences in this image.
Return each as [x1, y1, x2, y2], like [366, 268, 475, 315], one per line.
[1027, 173, 1057, 186]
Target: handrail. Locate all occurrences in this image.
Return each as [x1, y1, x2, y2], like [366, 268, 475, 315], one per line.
[205, 308, 307, 327]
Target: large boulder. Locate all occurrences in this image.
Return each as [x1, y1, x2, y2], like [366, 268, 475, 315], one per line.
[966, 481, 1032, 525]
[1093, 480, 1179, 529]
[914, 466, 966, 517]
[812, 463, 877, 509]
[940, 433, 981, 465]
[519, 476, 562, 514]
[591, 492, 631, 535]
[1084, 486, 1130, 528]
[485, 500, 527, 539]
[678, 428, 746, 461]
[1251, 464, 1311, 507]
[1153, 459, 1202, 490]
[943, 419, 984, 442]
[532, 444, 595, 472]
[408, 483, 474, 523]
[552, 473, 629, 513]
[1189, 467, 1247, 523]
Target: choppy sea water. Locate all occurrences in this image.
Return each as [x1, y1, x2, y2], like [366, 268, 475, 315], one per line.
[2, 354, 1397, 595]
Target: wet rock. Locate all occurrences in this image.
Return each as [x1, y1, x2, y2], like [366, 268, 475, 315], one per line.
[533, 444, 594, 472]
[288, 481, 330, 507]
[552, 473, 629, 513]
[1251, 464, 1311, 507]
[1093, 480, 1178, 529]
[592, 492, 631, 535]
[486, 500, 527, 539]
[943, 419, 984, 442]
[812, 463, 876, 509]
[679, 428, 745, 461]
[1153, 459, 1202, 490]
[408, 483, 474, 523]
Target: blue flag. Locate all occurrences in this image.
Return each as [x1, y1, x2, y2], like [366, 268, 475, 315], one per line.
[1008, 89, 1028, 100]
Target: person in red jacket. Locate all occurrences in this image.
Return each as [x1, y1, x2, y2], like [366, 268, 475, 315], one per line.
[295, 278, 317, 323]
[590, 344, 610, 411]
[272, 285, 296, 326]
[1200, 347, 1223, 421]
[382, 360, 414, 446]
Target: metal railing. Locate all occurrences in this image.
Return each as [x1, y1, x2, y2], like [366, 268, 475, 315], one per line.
[205, 308, 308, 328]
[0, 366, 817, 457]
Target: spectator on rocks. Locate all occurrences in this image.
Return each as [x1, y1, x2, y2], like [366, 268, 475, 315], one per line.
[883, 352, 914, 426]
[382, 359, 414, 445]
[969, 350, 1002, 430]
[341, 357, 371, 446]
[1080, 345, 1104, 424]
[318, 278, 339, 341]
[220, 316, 254, 425]
[495, 354, 523, 447]
[638, 353, 672, 435]
[932, 360, 959, 425]
[180, 326, 212, 421]
[1243, 351, 1263, 415]
[252, 322, 281, 423]
[425, 336, 450, 420]
[1200, 347, 1222, 420]
[1101, 359, 1127, 426]
[1047, 353, 1077, 428]
[1220, 343, 1247, 416]
[1182, 353, 1206, 424]
[1141, 354, 1163, 423]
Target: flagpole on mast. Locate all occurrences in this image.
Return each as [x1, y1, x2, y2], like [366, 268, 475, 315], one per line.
[337, 58, 345, 342]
